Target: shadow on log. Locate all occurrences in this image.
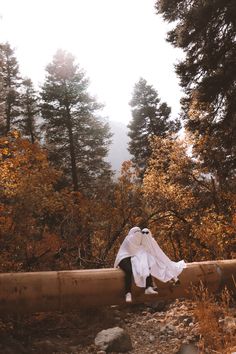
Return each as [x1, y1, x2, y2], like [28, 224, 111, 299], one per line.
[0, 260, 235, 315]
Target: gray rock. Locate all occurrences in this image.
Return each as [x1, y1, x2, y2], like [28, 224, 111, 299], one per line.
[176, 343, 199, 354]
[95, 327, 132, 352]
[149, 334, 155, 343]
[183, 317, 193, 326]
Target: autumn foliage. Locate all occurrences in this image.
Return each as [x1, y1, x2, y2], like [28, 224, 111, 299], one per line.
[143, 136, 236, 261]
[0, 127, 235, 273]
[0, 130, 235, 272]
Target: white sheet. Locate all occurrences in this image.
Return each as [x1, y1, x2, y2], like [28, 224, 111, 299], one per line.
[114, 227, 143, 268]
[114, 227, 186, 288]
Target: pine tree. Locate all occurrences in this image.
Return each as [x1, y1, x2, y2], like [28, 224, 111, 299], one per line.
[40, 49, 112, 193]
[155, 0, 236, 186]
[0, 69, 5, 133]
[0, 42, 21, 135]
[19, 78, 40, 143]
[128, 78, 180, 174]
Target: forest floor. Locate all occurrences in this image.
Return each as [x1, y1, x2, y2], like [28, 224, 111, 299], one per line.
[0, 297, 236, 354]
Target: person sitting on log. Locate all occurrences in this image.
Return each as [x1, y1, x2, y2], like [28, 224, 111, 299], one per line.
[114, 226, 158, 303]
[114, 226, 186, 303]
[140, 228, 186, 286]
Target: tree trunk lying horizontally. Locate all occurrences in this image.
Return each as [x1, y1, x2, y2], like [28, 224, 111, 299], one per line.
[0, 260, 235, 315]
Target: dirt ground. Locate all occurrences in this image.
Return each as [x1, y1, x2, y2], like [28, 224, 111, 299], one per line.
[0, 298, 235, 354]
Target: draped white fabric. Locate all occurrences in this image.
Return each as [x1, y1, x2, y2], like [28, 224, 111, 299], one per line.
[114, 227, 142, 268]
[114, 227, 186, 288]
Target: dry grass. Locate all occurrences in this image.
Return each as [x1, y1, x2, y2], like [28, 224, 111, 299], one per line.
[192, 282, 236, 353]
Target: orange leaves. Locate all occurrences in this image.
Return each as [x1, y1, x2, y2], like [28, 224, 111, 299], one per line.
[0, 132, 66, 270]
[142, 135, 236, 261]
[192, 212, 232, 258]
[143, 136, 195, 211]
[0, 129, 235, 271]
[0, 132, 58, 202]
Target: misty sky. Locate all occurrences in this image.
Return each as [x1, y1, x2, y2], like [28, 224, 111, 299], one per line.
[0, 0, 184, 125]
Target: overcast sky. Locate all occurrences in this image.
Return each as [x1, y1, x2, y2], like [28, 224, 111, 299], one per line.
[0, 0, 184, 125]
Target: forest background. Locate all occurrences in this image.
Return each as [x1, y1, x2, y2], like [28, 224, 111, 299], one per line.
[0, 0, 235, 273]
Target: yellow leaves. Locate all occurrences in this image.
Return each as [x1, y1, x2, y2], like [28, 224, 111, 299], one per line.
[1, 147, 9, 156]
[141, 134, 236, 261]
[191, 210, 235, 258]
[188, 90, 212, 121]
[10, 130, 20, 139]
[143, 137, 195, 211]
[0, 133, 62, 230]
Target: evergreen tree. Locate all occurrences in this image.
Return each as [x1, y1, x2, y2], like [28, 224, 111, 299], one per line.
[0, 69, 5, 133]
[19, 78, 40, 143]
[155, 0, 236, 186]
[40, 49, 112, 193]
[128, 78, 180, 174]
[0, 42, 21, 135]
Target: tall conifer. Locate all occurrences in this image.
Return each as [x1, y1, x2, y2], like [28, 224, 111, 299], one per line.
[19, 78, 40, 143]
[41, 50, 112, 193]
[0, 42, 21, 135]
[128, 78, 180, 175]
[156, 0, 236, 185]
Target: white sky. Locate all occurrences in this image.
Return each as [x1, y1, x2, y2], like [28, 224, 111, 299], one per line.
[0, 0, 184, 125]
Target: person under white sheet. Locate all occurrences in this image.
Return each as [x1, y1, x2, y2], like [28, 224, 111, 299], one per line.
[136, 228, 186, 284]
[114, 226, 157, 303]
[114, 226, 186, 303]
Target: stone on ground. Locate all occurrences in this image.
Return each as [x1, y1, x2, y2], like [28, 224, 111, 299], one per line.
[95, 326, 132, 352]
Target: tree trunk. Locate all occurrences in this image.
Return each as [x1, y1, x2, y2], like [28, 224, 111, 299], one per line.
[0, 260, 235, 315]
[66, 105, 78, 191]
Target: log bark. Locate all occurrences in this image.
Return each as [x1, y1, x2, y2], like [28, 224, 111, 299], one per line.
[0, 260, 235, 315]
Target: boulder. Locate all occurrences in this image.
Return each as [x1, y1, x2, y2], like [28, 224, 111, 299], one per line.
[176, 343, 199, 354]
[95, 326, 132, 352]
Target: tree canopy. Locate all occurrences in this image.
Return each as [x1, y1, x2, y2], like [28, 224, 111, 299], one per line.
[0, 42, 21, 135]
[128, 78, 180, 175]
[40, 49, 112, 193]
[155, 0, 236, 185]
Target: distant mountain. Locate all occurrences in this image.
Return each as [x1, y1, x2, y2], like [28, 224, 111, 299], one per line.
[106, 120, 131, 176]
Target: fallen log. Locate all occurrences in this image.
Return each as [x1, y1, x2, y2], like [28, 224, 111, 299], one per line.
[0, 260, 235, 315]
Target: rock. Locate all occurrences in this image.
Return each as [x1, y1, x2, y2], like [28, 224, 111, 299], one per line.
[149, 334, 155, 342]
[160, 325, 167, 334]
[95, 327, 132, 352]
[176, 343, 199, 354]
[167, 324, 176, 332]
[222, 316, 236, 334]
[183, 317, 193, 326]
[160, 323, 176, 334]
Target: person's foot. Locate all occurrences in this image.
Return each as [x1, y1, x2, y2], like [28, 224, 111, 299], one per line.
[169, 278, 180, 286]
[145, 286, 158, 295]
[125, 292, 132, 303]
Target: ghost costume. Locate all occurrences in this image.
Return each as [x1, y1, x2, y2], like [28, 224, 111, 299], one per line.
[114, 227, 153, 292]
[114, 227, 143, 268]
[135, 228, 186, 286]
[114, 227, 186, 289]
